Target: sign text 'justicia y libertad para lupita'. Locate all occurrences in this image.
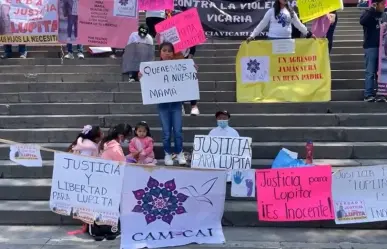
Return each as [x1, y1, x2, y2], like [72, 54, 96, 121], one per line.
[49, 152, 124, 226]
[256, 166, 334, 222]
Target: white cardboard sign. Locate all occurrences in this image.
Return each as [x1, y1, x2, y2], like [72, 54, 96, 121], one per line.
[140, 59, 200, 105]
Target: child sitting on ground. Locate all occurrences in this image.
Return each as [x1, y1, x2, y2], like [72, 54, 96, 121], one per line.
[127, 121, 157, 165]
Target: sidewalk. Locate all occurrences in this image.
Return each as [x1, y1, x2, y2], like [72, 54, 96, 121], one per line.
[0, 226, 386, 249]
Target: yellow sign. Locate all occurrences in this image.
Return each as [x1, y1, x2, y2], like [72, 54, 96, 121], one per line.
[236, 39, 331, 103]
[297, 0, 342, 23]
[0, 35, 58, 44]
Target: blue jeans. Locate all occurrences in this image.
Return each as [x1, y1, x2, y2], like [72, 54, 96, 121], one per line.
[3, 45, 26, 57]
[67, 44, 83, 53]
[157, 102, 183, 154]
[67, 15, 78, 38]
[364, 48, 379, 98]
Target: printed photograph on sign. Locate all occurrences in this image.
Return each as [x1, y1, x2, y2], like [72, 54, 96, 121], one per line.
[0, 0, 58, 44]
[9, 144, 43, 167]
[77, 0, 138, 48]
[191, 136, 252, 178]
[155, 8, 206, 52]
[139, 59, 200, 105]
[120, 165, 227, 249]
[332, 165, 387, 224]
[49, 152, 124, 226]
[256, 166, 334, 222]
[240, 56, 270, 83]
[231, 170, 256, 198]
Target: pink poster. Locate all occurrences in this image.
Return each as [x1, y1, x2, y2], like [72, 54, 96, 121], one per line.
[77, 0, 138, 48]
[155, 8, 206, 53]
[139, 0, 173, 11]
[256, 166, 334, 222]
[378, 24, 387, 94]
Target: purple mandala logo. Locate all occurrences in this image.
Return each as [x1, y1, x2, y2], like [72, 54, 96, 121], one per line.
[119, 0, 128, 6]
[132, 177, 189, 225]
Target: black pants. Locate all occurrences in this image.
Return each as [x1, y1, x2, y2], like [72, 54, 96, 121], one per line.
[146, 17, 164, 38]
[326, 14, 338, 54]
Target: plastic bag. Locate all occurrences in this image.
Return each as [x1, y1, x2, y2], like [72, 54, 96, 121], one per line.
[271, 148, 310, 169]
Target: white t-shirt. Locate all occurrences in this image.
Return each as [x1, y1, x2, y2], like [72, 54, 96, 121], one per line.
[250, 8, 307, 38]
[127, 32, 154, 45]
[209, 127, 240, 137]
[145, 10, 165, 19]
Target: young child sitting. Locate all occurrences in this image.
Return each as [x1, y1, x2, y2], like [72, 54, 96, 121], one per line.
[127, 121, 157, 165]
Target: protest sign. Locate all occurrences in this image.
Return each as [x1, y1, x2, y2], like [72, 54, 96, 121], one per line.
[49, 152, 124, 226]
[120, 165, 226, 249]
[332, 165, 387, 224]
[0, 0, 58, 44]
[155, 8, 206, 53]
[139, 59, 199, 105]
[378, 25, 387, 95]
[297, 0, 342, 23]
[139, 0, 173, 11]
[77, 0, 138, 48]
[236, 39, 331, 102]
[256, 166, 334, 222]
[231, 170, 255, 197]
[122, 43, 154, 74]
[174, 0, 272, 38]
[191, 135, 252, 171]
[9, 144, 42, 167]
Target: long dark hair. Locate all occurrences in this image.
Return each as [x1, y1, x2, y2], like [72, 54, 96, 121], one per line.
[98, 123, 132, 152]
[159, 42, 175, 60]
[134, 121, 152, 137]
[67, 125, 102, 152]
[274, 0, 294, 19]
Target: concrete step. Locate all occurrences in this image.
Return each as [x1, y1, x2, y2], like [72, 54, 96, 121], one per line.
[0, 61, 365, 74]
[1, 102, 386, 116]
[0, 89, 364, 103]
[1, 126, 386, 143]
[0, 141, 386, 159]
[0, 70, 364, 83]
[0, 200, 384, 228]
[1, 159, 384, 178]
[0, 113, 385, 129]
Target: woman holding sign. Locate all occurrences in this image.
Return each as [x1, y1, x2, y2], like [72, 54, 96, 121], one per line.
[246, 0, 315, 42]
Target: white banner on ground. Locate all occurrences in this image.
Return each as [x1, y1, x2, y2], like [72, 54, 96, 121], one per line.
[139, 59, 200, 105]
[49, 152, 124, 226]
[332, 165, 387, 224]
[191, 135, 252, 170]
[9, 144, 42, 167]
[120, 165, 226, 249]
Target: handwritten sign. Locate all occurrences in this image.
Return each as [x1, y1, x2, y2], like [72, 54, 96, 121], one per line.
[332, 165, 387, 224]
[256, 166, 334, 222]
[139, 59, 200, 105]
[9, 144, 42, 167]
[297, 0, 342, 23]
[77, 0, 138, 48]
[155, 8, 206, 52]
[49, 152, 124, 226]
[139, 0, 173, 10]
[191, 135, 252, 170]
[0, 0, 58, 44]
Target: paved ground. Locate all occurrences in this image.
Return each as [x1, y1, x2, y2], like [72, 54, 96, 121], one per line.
[0, 226, 386, 249]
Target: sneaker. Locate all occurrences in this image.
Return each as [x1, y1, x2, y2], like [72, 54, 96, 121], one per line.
[376, 95, 387, 102]
[19, 52, 27, 59]
[77, 52, 85, 59]
[182, 105, 186, 115]
[190, 106, 200, 116]
[110, 54, 116, 59]
[128, 78, 136, 83]
[164, 154, 174, 166]
[0, 54, 10, 59]
[93, 236, 104, 241]
[176, 152, 187, 165]
[64, 53, 74, 59]
[364, 96, 375, 102]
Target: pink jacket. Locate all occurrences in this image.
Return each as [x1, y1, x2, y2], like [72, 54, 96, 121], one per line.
[72, 138, 99, 157]
[129, 137, 155, 161]
[100, 140, 126, 162]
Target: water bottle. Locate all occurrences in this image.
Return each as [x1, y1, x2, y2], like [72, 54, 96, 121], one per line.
[305, 141, 313, 164]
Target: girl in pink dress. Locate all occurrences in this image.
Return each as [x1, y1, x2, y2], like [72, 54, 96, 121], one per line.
[128, 121, 157, 165]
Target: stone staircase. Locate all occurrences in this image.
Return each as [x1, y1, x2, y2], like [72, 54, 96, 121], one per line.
[0, 8, 385, 228]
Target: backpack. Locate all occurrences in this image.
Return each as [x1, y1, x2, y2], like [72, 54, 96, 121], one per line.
[88, 221, 120, 240]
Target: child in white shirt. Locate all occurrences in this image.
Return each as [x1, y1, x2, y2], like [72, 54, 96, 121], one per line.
[209, 110, 239, 137]
[247, 0, 314, 41]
